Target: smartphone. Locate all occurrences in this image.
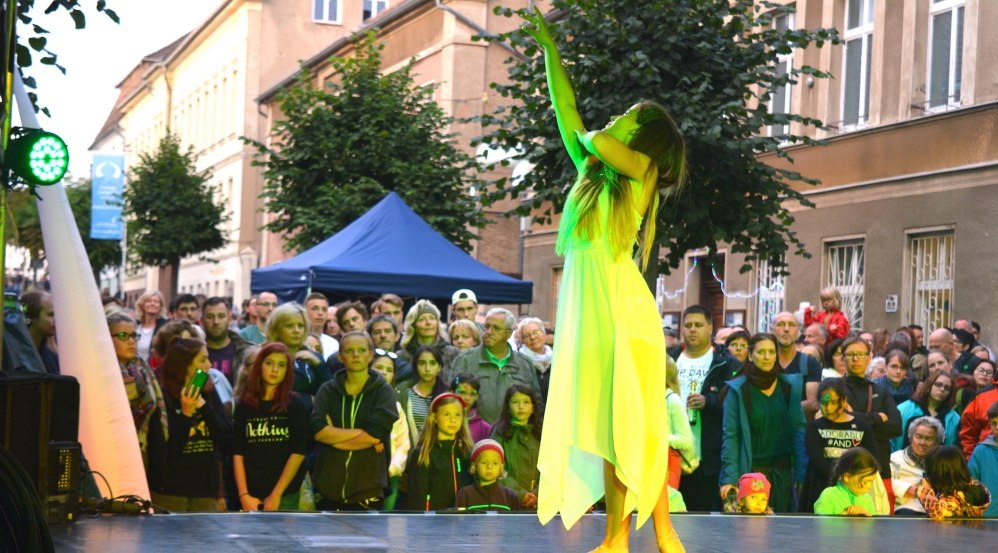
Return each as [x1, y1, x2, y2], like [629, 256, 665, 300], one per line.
[188, 369, 209, 395]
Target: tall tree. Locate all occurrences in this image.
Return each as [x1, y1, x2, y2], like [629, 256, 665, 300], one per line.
[477, 0, 838, 276]
[247, 31, 486, 253]
[123, 132, 227, 298]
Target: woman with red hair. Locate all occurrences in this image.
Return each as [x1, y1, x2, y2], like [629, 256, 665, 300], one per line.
[232, 343, 310, 511]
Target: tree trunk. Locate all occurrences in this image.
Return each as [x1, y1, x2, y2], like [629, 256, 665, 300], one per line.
[168, 259, 180, 300]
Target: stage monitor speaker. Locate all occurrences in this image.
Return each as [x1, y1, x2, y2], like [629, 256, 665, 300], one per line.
[0, 372, 81, 524]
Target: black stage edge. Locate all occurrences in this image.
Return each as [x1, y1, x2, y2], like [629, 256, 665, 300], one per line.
[50, 512, 998, 552]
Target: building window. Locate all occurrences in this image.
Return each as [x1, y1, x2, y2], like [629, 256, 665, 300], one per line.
[313, 0, 341, 24]
[755, 257, 786, 333]
[825, 238, 865, 331]
[905, 230, 954, 331]
[363, 0, 388, 21]
[841, 0, 873, 129]
[927, 0, 964, 110]
[769, 8, 794, 139]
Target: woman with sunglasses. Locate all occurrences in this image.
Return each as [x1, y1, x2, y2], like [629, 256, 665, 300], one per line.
[107, 312, 169, 475]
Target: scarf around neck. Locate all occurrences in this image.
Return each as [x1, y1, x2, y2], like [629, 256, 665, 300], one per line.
[746, 363, 778, 391]
[518, 344, 552, 372]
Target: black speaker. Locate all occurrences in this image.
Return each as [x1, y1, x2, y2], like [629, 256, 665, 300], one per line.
[0, 372, 81, 524]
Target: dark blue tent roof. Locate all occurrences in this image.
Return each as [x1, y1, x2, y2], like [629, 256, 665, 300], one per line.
[251, 192, 533, 304]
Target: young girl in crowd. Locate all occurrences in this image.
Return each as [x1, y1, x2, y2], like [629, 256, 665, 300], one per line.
[150, 337, 232, 512]
[800, 378, 878, 512]
[813, 447, 879, 516]
[804, 286, 850, 341]
[491, 384, 543, 509]
[665, 356, 695, 489]
[406, 393, 473, 510]
[917, 445, 992, 520]
[397, 345, 449, 445]
[451, 373, 493, 443]
[370, 349, 411, 511]
[893, 370, 960, 452]
[310, 331, 398, 511]
[726, 472, 772, 514]
[456, 439, 520, 511]
[448, 320, 481, 352]
[232, 342, 309, 511]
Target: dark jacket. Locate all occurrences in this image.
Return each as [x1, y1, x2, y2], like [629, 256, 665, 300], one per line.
[456, 481, 520, 511]
[668, 345, 743, 476]
[840, 375, 902, 478]
[406, 439, 473, 510]
[150, 388, 232, 498]
[449, 345, 541, 425]
[309, 370, 398, 503]
[720, 374, 807, 487]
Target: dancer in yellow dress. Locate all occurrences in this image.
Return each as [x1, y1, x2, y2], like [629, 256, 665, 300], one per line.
[523, 9, 687, 553]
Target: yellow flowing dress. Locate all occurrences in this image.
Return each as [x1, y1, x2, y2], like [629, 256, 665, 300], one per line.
[537, 178, 670, 530]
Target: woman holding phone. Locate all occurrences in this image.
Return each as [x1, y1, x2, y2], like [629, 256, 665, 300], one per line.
[149, 336, 232, 512]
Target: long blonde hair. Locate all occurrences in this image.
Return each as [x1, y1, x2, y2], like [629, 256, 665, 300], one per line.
[556, 101, 687, 270]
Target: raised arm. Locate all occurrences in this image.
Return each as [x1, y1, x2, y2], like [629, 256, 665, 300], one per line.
[522, 8, 586, 169]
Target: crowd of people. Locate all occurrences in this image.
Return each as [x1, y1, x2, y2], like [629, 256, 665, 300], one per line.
[17, 283, 998, 519]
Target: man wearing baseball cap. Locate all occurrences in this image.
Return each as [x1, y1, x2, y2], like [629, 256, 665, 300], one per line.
[451, 289, 479, 322]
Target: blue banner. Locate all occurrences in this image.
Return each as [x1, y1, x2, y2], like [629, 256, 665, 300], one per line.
[90, 154, 125, 240]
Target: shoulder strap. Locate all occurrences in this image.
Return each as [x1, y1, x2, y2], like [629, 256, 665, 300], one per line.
[798, 352, 807, 374]
[866, 383, 874, 413]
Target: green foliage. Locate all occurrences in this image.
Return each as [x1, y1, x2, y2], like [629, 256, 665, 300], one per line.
[247, 31, 486, 253]
[123, 132, 228, 295]
[12, 0, 120, 116]
[6, 178, 122, 282]
[477, 0, 839, 275]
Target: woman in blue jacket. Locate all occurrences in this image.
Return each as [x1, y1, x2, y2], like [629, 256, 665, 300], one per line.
[719, 333, 807, 512]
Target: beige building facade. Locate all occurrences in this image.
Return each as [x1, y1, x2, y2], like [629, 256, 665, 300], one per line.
[519, 0, 998, 339]
[90, 0, 385, 305]
[93, 0, 530, 307]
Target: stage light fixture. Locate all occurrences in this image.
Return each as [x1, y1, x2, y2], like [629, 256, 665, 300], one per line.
[5, 127, 70, 185]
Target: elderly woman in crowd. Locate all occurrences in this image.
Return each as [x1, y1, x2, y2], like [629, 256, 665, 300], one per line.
[891, 416, 945, 516]
[719, 333, 807, 512]
[448, 319, 482, 353]
[398, 299, 459, 373]
[516, 317, 552, 402]
[893, 370, 960, 452]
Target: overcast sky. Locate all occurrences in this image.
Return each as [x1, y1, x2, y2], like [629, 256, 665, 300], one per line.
[18, 0, 223, 177]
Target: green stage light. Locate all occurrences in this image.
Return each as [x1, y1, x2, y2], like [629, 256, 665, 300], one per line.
[6, 128, 70, 185]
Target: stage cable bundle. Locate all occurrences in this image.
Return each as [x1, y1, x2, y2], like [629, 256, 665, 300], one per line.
[0, 444, 55, 553]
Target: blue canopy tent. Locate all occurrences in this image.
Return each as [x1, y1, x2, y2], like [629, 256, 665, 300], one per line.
[250, 192, 533, 304]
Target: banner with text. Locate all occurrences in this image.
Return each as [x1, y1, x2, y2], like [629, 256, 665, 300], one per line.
[90, 153, 125, 240]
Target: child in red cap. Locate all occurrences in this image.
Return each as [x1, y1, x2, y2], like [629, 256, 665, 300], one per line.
[456, 439, 520, 511]
[729, 472, 773, 514]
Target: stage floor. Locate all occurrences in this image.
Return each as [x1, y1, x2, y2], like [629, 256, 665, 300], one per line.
[50, 512, 997, 552]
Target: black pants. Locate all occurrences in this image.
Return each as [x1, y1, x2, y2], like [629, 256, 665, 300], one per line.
[678, 467, 721, 512]
[316, 497, 383, 512]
